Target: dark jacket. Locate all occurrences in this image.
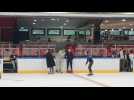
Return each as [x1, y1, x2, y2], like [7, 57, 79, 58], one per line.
[65, 52, 74, 61]
[46, 52, 55, 68]
[126, 53, 131, 68]
[10, 55, 17, 61]
[86, 56, 94, 64]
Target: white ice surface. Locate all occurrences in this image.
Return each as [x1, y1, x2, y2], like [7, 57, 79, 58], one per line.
[0, 73, 134, 87]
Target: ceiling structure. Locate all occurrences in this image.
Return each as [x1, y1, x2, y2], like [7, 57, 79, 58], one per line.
[1, 12, 134, 18]
[1, 12, 134, 29]
[100, 18, 134, 29]
[17, 16, 101, 29]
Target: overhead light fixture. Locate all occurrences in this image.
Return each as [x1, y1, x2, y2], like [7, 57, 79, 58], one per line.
[104, 20, 109, 23]
[122, 19, 126, 22]
[34, 19, 37, 22]
[33, 22, 36, 25]
[105, 29, 108, 31]
[123, 13, 134, 15]
[51, 18, 56, 21]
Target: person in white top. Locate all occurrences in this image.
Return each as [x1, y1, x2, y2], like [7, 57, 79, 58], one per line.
[119, 48, 125, 72]
[129, 50, 134, 72]
[55, 49, 65, 73]
[119, 48, 124, 59]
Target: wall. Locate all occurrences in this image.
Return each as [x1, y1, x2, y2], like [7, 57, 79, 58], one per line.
[0, 59, 3, 73]
[17, 58, 120, 73]
[0, 17, 17, 42]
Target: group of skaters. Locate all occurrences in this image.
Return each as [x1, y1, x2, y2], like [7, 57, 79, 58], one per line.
[46, 49, 94, 76]
[46, 47, 134, 75]
[46, 49, 74, 74]
[119, 48, 134, 72]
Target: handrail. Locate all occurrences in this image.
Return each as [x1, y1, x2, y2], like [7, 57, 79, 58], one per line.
[0, 44, 134, 57]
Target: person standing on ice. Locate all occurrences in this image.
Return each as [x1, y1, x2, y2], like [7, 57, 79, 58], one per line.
[85, 51, 94, 76]
[46, 49, 56, 74]
[129, 50, 134, 72]
[65, 49, 74, 73]
[119, 48, 125, 72]
[55, 49, 65, 73]
[10, 52, 17, 71]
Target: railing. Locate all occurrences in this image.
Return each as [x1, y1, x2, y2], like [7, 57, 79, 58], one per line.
[0, 48, 20, 57]
[22, 48, 55, 57]
[0, 44, 134, 57]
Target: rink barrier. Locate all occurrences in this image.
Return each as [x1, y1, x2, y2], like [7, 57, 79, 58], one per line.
[1, 57, 130, 73]
[18, 70, 119, 74]
[17, 57, 120, 74]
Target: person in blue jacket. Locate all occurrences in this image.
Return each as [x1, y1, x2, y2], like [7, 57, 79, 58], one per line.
[86, 51, 94, 76]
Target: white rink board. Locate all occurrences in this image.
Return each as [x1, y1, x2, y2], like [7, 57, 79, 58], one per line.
[0, 59, 3, 73]
[74, 58, 119, 70]
[18, 59, 47, 71]
[17, 58, 120, 72]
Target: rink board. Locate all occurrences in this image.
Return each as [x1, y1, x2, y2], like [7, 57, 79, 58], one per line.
[0, 59, 3, 74]
[17, 58, 120, 73]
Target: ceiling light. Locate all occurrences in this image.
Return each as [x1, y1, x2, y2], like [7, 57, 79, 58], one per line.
[57, 18, 60, 21]
[33, 22, 36, 25]
[34, 19, 37, 22]
[51, 18, 56, 21]
[104, 20, 109, 23]
[122, 19, 126, 22]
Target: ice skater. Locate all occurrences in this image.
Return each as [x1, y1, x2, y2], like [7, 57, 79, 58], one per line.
[65, 49, 74, 73]
[129, 50, 134, 72]
[86, 51, 94, 76]
[55, 49, 65, 73]
[46, 49, 56, 74]
[10, 53, 17, 71]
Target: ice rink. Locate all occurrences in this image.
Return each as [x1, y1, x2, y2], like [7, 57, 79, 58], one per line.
[0, 73, 134, 87]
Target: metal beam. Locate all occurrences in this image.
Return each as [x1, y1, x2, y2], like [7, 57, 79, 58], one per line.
[0, 12, 134, 18]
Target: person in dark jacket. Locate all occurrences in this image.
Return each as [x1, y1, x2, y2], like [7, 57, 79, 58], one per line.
[126, 50, 131, 72]
[46, 49, 55, 74]
[10, 53, 17, 71]
[65, 49, 74, 73]
[86, 51, 94, 76]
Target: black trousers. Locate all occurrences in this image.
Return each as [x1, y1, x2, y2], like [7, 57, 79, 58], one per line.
[67, 59, 73, 71]
[120, 59, 132, 72]
[120, 59, 127, 72]
[88, 62, 93, 74]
